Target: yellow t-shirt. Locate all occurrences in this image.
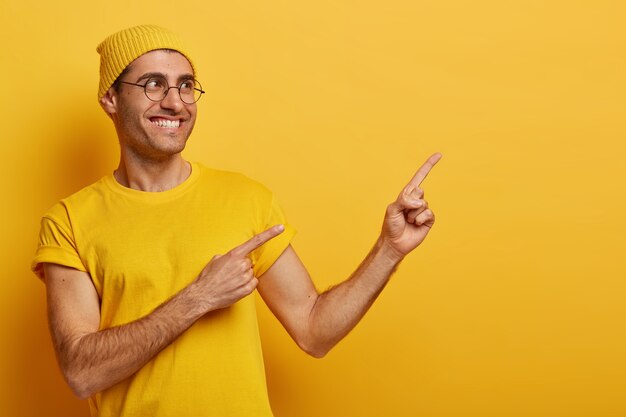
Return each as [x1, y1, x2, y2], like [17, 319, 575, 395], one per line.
[31, 162, 296, 417]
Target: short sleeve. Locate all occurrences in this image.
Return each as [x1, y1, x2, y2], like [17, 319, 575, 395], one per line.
[251, 193, 296, 277]
[31, 205, 87, 280]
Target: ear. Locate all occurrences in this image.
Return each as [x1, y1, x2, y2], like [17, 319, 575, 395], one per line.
[99, 88, 118, 116]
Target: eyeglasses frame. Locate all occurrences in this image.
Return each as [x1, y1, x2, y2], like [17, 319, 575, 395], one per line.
[119, 77, 205, 104]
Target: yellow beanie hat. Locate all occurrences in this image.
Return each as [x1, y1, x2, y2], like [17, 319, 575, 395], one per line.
[96, 24, 196, 100]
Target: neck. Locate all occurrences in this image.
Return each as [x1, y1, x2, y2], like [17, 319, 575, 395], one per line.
[114, 155, 192, 192]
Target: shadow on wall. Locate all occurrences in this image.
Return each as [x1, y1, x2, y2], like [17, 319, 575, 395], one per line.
[13, 102, 116, 417]
[39, 111, 118, 203]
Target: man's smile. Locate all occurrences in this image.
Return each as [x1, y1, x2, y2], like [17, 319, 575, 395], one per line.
[149, 117, 182, 128]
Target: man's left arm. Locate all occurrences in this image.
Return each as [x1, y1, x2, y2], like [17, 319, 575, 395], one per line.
[257, 153, 442, 358]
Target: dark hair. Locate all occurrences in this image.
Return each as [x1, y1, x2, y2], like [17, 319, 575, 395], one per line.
[111, 65, 132, 93]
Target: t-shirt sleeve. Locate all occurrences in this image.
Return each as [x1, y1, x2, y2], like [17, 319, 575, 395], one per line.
[251, 193, 296, 277]
[31, 205, 87, 281]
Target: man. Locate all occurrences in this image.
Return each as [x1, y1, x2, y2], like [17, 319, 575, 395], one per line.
[32, 25, 441, 417]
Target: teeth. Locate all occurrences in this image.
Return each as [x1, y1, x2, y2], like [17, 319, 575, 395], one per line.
[152, 119, 180, 128]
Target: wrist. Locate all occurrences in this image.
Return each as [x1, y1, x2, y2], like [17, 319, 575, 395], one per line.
[375, 236, 405, 267]
[175, 280, 211, 320]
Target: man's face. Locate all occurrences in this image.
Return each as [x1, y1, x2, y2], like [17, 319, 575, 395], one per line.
[105, 50, 197, 161]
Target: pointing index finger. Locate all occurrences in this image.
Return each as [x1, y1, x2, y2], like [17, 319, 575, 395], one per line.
[409, 152, 442, 186]
[230, 224, 285, 257]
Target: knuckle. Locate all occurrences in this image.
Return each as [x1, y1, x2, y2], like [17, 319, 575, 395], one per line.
[247, 278, 259, 292]
[241, 258, 252, 270]
[419, 210, 434, 224]
[413, 212, 425, 225]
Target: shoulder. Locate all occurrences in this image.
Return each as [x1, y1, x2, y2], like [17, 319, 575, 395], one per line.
[195, 163, 273, 198]
[41, 176, 110, 224]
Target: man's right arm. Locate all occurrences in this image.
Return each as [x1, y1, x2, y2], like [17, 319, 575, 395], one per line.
[45, 263, 207, 399]
[44, 225, 284, 399]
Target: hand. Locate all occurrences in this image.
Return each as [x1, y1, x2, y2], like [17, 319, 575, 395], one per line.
[381, 153, 442, 262]
[192, 225, 285, 312]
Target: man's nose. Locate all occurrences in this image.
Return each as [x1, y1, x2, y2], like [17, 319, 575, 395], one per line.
[160, 86, 184, 111]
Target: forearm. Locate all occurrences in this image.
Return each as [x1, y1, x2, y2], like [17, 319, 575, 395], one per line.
[259, 155, 440, 358]
[305, 237, 402, 357]
[55, 283, 206, 399]
[47, 227, 283, 399]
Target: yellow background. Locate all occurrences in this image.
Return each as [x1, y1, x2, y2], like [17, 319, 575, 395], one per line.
[2, 1, 625, 416]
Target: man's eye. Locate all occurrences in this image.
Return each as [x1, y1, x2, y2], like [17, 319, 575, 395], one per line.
[180, 80, 194, 91]
[146, 79, 165, 90]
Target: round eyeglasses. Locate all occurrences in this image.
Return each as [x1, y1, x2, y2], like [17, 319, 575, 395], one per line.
[120, 76, 205, 104]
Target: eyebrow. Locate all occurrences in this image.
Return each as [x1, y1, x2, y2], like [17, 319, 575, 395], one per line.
[136, 72, 195, 83]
